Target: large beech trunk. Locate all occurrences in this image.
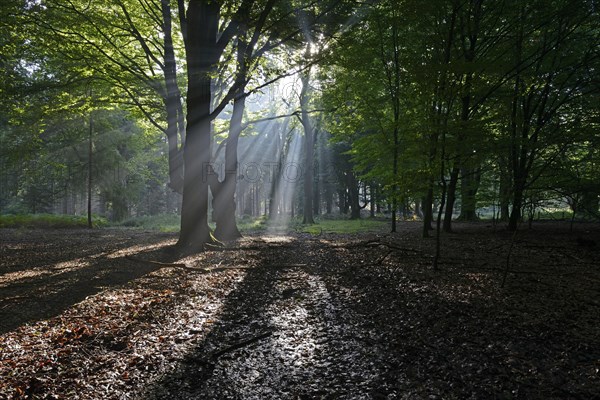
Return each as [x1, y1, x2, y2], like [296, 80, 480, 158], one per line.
[177, 0, 219, 252]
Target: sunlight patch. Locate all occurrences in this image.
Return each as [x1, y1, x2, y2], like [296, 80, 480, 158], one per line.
[105, 240, 176, 259]
[0, 259, 91, 287]
[260, 236, 293, 244]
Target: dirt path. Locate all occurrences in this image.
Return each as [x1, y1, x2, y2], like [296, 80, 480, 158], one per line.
[1, 224, 599, 399]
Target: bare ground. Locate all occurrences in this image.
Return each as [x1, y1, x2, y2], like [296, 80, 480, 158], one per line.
[0, 222, 599, 399]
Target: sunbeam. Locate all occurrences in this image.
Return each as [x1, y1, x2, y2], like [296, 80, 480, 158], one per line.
[267, 130, 303, 233]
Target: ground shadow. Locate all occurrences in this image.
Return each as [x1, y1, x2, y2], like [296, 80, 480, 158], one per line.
[141, 227, 600, 399]
[0, 229, 178, 334]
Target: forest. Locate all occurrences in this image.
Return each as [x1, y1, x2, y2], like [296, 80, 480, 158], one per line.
[1, 0, 599, 399]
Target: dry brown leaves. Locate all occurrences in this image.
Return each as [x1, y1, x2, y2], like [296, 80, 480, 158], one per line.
[1, 223, 599, 399]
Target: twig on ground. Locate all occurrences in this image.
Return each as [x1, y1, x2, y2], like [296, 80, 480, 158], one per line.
[376, 250, 393, 265]
[126, 256, 187, 268]
[209, 331, 273, 360]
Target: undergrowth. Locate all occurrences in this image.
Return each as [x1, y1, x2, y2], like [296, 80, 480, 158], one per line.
[0, 214, 107, 229]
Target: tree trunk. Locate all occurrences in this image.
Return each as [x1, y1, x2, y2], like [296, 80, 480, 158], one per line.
[87, 111, 93, 229]
[458, 167, 481, 220]
[422, 185, 434, 238]
[443, 165, 459, 232]
[300, 61, 315, 224]
[578, 190, 600, 219]
[214, 94, 244, 240]
[313, 142, 320, 216]
[325, 181, 333, 214]
[162, 0, 184, 194]
[499, 158, 511, 221]
[348, 171, 361, 220]
[508, 180, 525, 231]
[338, 189, 347, 214]
[507, 7, 524, 233]
[414, 198, 423, 219]
[434, 156, 448, 271]
[370, 183, 375, 218]
[268, 124, 286, 220]
[268, 161, 281, 220]
[391, 125, 399, 233]
[177, 0, 219, 252]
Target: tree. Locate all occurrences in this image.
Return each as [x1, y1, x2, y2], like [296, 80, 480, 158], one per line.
[503, 0, 599, 230]
[322, 0, 409, 231]
[22, 0, 186, 194]
[300, 44, 316, 224]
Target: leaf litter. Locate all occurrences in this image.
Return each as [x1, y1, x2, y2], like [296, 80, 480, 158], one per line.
[1, 223, 599, 399]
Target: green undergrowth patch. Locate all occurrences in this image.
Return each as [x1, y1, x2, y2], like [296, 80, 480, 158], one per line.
[236, 215, 268, 232]
[117, 214, 180, 232]
[117, 214, 270, 233]
[0, 214, 107, 229]
[300, 218, 389, 234]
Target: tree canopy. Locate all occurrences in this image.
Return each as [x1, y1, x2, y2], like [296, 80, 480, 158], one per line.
[1, 0, 598, 244]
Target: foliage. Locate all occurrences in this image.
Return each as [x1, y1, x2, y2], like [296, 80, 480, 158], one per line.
[1, 0, 598, 234]
[117, 213, 180, 232]
[301, 217, 389, 234]
[0, 213, 107, 229]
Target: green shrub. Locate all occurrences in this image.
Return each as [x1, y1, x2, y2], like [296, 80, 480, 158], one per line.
[0, 214, 108, 229]
[115, 214, 180, 232]
[301, 218, 389, 234]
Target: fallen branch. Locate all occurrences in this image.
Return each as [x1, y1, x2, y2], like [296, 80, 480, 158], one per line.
[209, 331, 273, 360]
[376, 250, 393, 265]
[335, 239, 423, 254]
[193, 266, 253, 273]
[205, 244, 295, 251]
[381, 243, 424, 253]
[126, 255, 187, 268]
[334, 239, 381, 248]
[265, 263, 307, 268]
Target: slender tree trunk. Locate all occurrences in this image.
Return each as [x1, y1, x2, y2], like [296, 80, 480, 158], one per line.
[422, 185, 434, 238]
[507, 14, 523, 233]
[162, 0, 184, 194]
[370, 183, 376, 218]
[499, 158, 511, 221]
[348, 171, 361, 220]
[87, 112, 93, 229]
[313, 140, 320, 216]
[325, 181, 333, 214]
[414, 198, 422, 219]
[434, 145, 447, 271]
[508, 180, 525, 231]
[443, 165, 459, 231]
[458, 167, 482, 220]
[300, 61, 315, 224]
[268, 135, 283, 220]
[391, 125, 399, 232]
[338, 189, 347, 214]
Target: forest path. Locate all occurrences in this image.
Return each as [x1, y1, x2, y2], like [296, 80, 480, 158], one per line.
[1, 224, 599, 399]
[144, 235, 396, 399]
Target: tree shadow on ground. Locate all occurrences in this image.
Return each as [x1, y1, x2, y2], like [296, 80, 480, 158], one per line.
[141, 230, 599, 399]
[0, 229, 178, 334]
[142, 236, 408, 399]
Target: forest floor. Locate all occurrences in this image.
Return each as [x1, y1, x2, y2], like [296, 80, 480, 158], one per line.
[0, 222, 599, 399]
